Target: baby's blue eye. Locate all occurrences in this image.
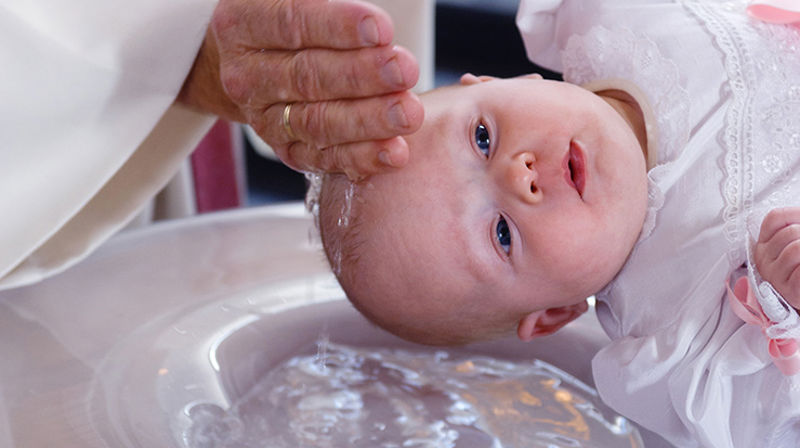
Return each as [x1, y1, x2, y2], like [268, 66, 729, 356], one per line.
[475, 123, 490, 157]
[496, 217, 511, 254]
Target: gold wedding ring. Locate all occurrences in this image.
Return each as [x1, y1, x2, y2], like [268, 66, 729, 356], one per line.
[282, 103, 297, 141]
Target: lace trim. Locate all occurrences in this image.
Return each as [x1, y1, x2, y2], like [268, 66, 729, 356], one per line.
[562, 26, 690, 241]
[682, 0, 800, 339]
[682, 1, 754, 262]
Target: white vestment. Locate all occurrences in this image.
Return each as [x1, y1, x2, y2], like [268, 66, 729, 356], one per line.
[0, 0, 217, 289]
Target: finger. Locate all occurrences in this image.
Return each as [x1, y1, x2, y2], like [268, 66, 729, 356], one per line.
[221, 45, 419, 105]
[775, 237, 800, 272]
[252, 91, 424, 148]
[762, 224, 800, 263]
[212, 0, 393, 52]
[276, 136, 410, 180]
[758, 207, 800, 243]
[787, 266, 800, 308]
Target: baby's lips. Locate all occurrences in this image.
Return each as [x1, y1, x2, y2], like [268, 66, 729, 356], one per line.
[562, 140, 586, 199]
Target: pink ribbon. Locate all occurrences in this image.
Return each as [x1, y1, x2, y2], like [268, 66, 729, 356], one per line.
[747, 0, 800, 24]
[727, 276, 800, 375]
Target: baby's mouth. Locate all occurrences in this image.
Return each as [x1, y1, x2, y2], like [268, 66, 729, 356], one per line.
[563, 140, 586, 199]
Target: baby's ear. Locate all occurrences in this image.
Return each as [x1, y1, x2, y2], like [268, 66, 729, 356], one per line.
[516, 301, 589, 342]
[460, 73, 499, 85]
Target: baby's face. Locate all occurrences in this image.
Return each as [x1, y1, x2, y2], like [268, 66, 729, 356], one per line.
[349, 76, 648, 340]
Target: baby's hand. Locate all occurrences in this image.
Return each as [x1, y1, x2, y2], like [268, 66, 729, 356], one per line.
[754, 207, 800, 309]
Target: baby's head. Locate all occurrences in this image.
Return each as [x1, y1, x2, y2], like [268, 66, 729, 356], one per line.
[318, 74, 649, 345]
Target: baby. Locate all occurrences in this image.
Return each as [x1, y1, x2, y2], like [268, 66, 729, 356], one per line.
[315, 1, 800, 447]
[319, 73, 652, 345]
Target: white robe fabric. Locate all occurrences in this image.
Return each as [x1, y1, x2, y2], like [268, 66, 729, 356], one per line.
[0, 0, 217, 290]
[518, 1, 800, 446]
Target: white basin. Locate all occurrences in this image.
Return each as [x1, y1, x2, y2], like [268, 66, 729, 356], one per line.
[0, 204, 672, 447]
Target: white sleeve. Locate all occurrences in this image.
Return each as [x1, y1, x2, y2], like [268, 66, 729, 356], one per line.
[515, 0, 609, 72]
[516, 0, 569, 72]
[515, 0, 682, 73]
[0, 0, 218, 289]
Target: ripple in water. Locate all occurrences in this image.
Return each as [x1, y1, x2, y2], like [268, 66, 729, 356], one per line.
[184, 341, 643, 448]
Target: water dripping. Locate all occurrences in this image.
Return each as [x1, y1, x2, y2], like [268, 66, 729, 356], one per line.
[304, 172, 323, 246]
[314, 332, 331, 375]
[304, 172, 323, 222]
[331, 180, 356, 277]
[337, 182, 356, 228]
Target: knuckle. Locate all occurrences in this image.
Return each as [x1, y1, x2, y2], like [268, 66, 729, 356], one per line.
[289, 52, 321, 98]
[784, 240, 800, 262]
[210, 1, 238, 35]
[298, 103, 330, 146]
[275, 1, 303, 48]
[331, 146, 350, 173]
[343, 61, 364, 94]
[353, 109, 370, 134]
[787, 224, 800, 241]
[220, 61, 250, 104]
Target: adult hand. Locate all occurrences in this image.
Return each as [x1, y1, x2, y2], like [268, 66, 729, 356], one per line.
[754, 207, 800, 309]
[178, 0, 424, 181]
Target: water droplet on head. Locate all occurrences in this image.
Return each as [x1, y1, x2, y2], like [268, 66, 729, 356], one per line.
[337, 182, 356, 228]
[304, 172, 324, 226]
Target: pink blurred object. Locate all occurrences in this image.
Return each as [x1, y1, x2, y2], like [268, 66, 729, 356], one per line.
[748, 0, 800, 24]
[190, 120, 243, 213]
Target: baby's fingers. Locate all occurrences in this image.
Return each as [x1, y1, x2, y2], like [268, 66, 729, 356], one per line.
[754, 217, 800, 308]
[772, 244, 800, 309]
[773, 234, 800, 279]
[758, 207, 800, 243]
[787, 266, 800, 309]
[757, 223, 800, 264]
[276, 137, 410, 181]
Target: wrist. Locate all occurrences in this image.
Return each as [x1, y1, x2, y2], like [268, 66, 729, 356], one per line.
[177, 28, 244, 122]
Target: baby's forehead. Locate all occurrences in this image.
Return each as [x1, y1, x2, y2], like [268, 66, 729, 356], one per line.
[364, 181, 494, 283]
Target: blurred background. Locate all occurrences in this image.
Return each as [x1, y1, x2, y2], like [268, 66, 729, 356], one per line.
[243, 0, 552, 206]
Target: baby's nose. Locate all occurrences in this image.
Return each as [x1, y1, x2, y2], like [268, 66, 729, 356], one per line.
[502, 152, 543, 204]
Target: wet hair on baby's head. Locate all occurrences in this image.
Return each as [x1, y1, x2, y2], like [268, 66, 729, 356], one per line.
[317, 173, 366, 280]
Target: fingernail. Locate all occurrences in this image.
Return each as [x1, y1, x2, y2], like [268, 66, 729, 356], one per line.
[359, 17, 380, 45]
[380, 57, 405, 87]
[378, 150, 393, 166]
[388, 103, 409, 129]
